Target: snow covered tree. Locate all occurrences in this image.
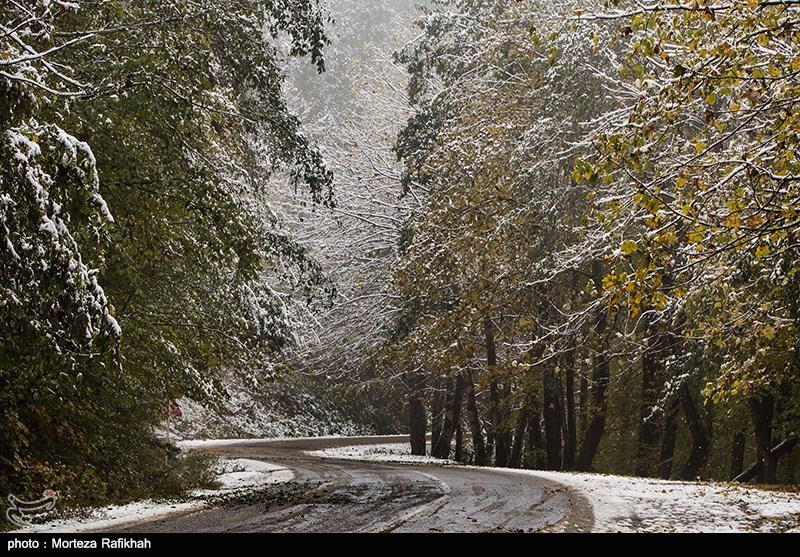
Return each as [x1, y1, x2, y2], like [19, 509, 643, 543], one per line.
[391, 0, 627, 469]
[1, 0, 335, 502]
[0, 0, 123, 500]
[264, 0, 423, 432]
[578, 0, 800, 482]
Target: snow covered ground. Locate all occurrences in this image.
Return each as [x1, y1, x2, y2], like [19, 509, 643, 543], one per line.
[12, 457, 293, 533]
[12, 439, 800, 533]
[168, 376, 370, 441]
[312, 442, 800, 533]
[311, 441, 454, 465]
[179, 435, 352, 449]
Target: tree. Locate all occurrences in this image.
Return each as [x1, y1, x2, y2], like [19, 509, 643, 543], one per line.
[389, 0, 800, 482]
[580, 0, 800, 481]
[1, 0, 335, 502]
[390, 0, 626, 469]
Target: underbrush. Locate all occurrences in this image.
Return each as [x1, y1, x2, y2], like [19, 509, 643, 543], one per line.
[1, 439, 218, 531]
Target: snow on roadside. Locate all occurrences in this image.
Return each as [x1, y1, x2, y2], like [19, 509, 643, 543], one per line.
[528, 470, 800, 533]
[178, 434, 355, 449]
[312, 442, 800, 533]
[12, 457, 293, 533]
[197, 458, 293, 493]
[310, 442, 454, 465]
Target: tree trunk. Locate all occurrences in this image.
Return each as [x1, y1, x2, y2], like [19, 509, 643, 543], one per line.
[431, 387, 445, 454]
[543, 364, 563, 470]
[579, 375, 589, 436]
[486, 318, 508, 467]
[575, 263, 610, 472]
[409, 375, 427, 456]
[658, 397, 680, 479]
[432, 380, 453, 459]
[490, 381, 509, 467]
[527, 403, 546, 469]
[500, 384, 513, 465]
[508, 409, 528, 469]
[636, 316, 663, 477]
[749, 392, 776, 483]
[433, 373, 465, 459]
[730, 430, 745, 480]
[464, 370, 487, 466]
[564, 349, 577, 471]
[735, 438, 797, 483]
[678, 383, 710, 480]
[454, 419, 463, 462]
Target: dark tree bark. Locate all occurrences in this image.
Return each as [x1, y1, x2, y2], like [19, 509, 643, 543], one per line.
[432, 374, 465, 459]
[543, 364, 563, 470]
[575, 262, 610, 472]
[579, 375, 589, 436]
[500, 384, 513, 465]
[486, 318, 508, 467]
[490, 381, 509, 466]
[749, 392, 776, 483]
[636, 316, 663, 477]
[735, 438, 797, 483]
[563, 349, 577, 471]
[432, 380, 453, 458]
[678, 383, 711, 480]
[658, 397, 681, 479]
[527, 403, 546, 469]
[508, 409, 528, 469]
[465, 370, 487, 466]
[430, 387, 445, 454]
[730, 430, 746, 480]
[409, 374, 427, 456]
[454, 419, 463, 462]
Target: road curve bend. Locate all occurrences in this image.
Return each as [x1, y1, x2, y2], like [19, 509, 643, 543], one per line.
[108, 436, 594, 533]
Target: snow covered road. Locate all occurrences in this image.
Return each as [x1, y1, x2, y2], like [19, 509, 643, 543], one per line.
[101, 436, 587, 533]
[35, 436, 799, 533]
[314, 442, 800, 533]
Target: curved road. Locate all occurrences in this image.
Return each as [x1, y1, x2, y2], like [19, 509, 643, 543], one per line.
[108, 436, 594, 533]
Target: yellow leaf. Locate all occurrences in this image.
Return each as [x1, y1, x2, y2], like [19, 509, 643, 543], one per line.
[621, 240, 638, 255]
[725, 214, 742, 229]
[755, 245, 770, 258]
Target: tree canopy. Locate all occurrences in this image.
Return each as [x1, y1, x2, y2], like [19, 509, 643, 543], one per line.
[1, 0, 333, 503]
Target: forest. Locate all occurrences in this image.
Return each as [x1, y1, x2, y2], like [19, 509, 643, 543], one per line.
[1, 0, 799, 510]
[386, 0, 800, 484]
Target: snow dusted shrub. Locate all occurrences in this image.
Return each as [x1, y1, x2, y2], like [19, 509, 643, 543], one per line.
[0, 118, 121, 501]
